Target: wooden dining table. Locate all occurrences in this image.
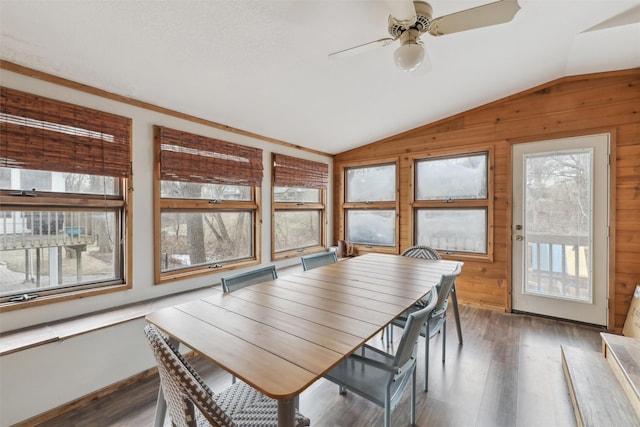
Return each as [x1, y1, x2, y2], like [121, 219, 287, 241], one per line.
[146, 252, 463, 427]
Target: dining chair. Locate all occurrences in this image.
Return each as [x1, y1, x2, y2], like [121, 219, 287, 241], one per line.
[144, 324, 311, 427]
[220, 265, 278, 383]
[388, 263, 462, 391]
[323, 289, 438, 427]
[220, 265, 278, 293]
[300, 250, 338, 271]
[400, 245, 463, 345]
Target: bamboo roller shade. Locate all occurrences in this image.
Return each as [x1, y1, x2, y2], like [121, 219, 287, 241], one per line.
[273, 153, 328, 189]
[156, 125, 263, 187]
[0, 87, 132, 178]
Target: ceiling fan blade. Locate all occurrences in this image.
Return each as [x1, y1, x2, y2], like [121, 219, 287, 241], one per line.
[329, 37, 397, 59]
[582, 4, 640, 33]
[385, 0, 417, 27]
[427, 0, 521, 36]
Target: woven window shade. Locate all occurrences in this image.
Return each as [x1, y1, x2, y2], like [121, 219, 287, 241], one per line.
[157, 126, 263, 187]
[0, 87, 132, 178]
[273, 153, 328, 189]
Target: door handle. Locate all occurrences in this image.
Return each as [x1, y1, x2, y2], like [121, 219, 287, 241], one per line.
[515, 235, 524, 241]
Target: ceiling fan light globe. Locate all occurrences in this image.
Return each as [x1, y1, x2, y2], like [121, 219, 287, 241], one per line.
[394, 42, 424, 71]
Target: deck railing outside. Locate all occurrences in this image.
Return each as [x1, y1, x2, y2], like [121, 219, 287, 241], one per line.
[1, 211, 96, 251]
[526, 233, 590, 301]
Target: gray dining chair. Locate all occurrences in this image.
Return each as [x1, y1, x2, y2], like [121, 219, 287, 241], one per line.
[220, 265, 278, 293]
[388, 263, 462, 391]
[300, 251, 338, 271]
[144, 324, 310, 427]
[220, 265, 278, 383]
[400, 245, 463, 345]
[324, 289, 438, 427]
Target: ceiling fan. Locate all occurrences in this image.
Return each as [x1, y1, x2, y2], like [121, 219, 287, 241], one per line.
[329, 0, 521, 72]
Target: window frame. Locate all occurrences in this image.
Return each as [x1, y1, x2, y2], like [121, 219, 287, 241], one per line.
[0, 189, 130, 304]
[154, 126, 263, 284]
[271, 153, 328, 261]
[340, 159, 399, 255]
[411, 147, 494, 262]
[0, 87, 132, 310]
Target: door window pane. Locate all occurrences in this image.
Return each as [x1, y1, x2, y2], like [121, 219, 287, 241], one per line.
[346, 164, 396, 202]
[416, 209, 487, 253]
[274, 210, 321, 252]
[346, 210, 396, 246]
[523, 149, 593, 302]
[416, 154, 487, 200]
[160, 211, 253, 271]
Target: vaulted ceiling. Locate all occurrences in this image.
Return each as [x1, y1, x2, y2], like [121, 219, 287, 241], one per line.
[1, 0, 639, 154]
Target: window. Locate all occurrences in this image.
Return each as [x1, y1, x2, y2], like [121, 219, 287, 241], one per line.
[272, 153, 328, 259]
[0, 87, 132, 307]
[413, 151, 493, 259]
[342, 162, 398, 252]
[155, 126, 262, 283]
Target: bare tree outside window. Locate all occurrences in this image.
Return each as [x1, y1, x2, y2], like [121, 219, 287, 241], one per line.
[523, 149, 593, 301]
[274, 210, 321, 252]
[159, 181, 254, 271]
[271, 154, 328, 259]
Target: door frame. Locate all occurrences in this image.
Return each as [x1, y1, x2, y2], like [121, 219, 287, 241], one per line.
[506, 129, 616, 329]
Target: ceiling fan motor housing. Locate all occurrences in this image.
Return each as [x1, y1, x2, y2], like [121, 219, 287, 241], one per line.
[388, 1, 433, 37]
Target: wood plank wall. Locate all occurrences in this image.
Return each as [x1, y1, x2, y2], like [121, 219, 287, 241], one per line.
[333, 68, 640, 332]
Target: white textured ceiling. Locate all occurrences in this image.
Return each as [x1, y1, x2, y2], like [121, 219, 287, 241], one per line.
[1, 0, 639, 155]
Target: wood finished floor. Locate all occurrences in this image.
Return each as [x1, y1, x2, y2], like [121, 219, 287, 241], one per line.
[35, 305, 604, 427]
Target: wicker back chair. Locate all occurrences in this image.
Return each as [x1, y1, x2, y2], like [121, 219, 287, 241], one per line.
[401, 245, 441, 260]
[400, 245, 463, 345]
[144, 324, 310, 427]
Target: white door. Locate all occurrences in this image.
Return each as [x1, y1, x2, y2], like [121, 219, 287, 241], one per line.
[512, 134, 609, 326]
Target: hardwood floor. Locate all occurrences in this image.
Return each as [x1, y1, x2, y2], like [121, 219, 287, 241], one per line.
[35, 305, 603, 427]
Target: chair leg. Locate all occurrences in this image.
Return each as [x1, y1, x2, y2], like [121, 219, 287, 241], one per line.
[450, 283, 463, 344]
[442, 318, 446, 363]
[410, 367, 416, 425]
[153, 336, 180, 427]
[384, 390, 391, 427]
[424, 324, 430, 392]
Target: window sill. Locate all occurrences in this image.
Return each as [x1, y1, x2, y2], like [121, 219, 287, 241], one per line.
[271, 245, 327, 261]
[157, 259, 260, 284]
[0, 283, 130, 313]
[440, 252, 494, 263]
[0, 286, 219, 357]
